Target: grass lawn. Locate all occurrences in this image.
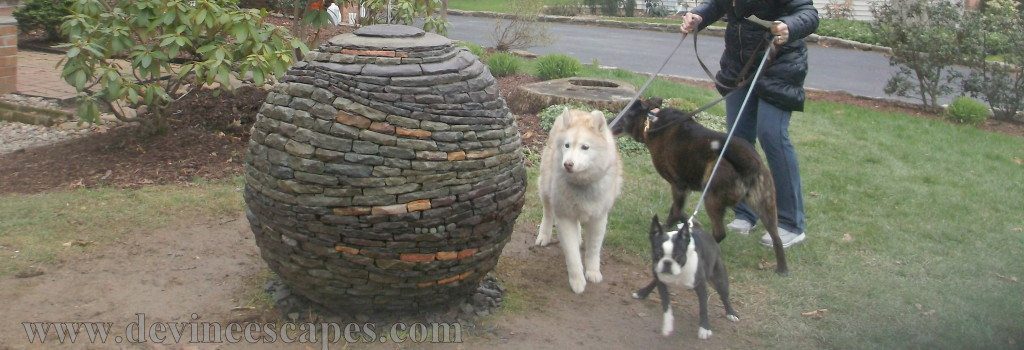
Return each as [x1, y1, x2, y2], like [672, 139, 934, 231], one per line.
[0, 179, 244, 277]
[504, 61, 1024, 347]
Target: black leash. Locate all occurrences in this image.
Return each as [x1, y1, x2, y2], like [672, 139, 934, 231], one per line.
[607, 32, 690, 129]
[645, 33, 776, 135]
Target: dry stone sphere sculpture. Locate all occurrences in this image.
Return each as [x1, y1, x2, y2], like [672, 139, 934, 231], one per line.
[244, 25, 526, 313]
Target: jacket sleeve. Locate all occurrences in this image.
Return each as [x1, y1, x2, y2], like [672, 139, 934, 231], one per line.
[778, 0, 819, 44]
[691, 0, 726, 31]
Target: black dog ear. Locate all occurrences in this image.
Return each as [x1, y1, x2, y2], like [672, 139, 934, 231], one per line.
[643, 97, 664, 110]
[650, 215, 663, 236]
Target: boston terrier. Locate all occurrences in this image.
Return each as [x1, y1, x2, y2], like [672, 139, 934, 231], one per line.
[632, 215, 739, 340]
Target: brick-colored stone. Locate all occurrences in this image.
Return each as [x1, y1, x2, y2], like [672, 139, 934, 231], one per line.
[336, 111, 371, 128]
[447, 151, 466, 161]
[457, 248, 478, 259]
[372, 204, 408, 215]
[369, 121, 396, 134]
[396, 127, 431, 139]
[436, 274, 460, 285]
[335, 245, 360, 255]
[333, 207, 371, 216]
[436, 251, 458, 261]
[400, 253, 435, 263]
[406, 199, 431, 212]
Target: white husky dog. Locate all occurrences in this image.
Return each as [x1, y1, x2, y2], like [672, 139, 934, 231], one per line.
[536, 108, 623, 294]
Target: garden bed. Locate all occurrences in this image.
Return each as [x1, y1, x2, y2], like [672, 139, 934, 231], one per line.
[0, 86, 267, 195]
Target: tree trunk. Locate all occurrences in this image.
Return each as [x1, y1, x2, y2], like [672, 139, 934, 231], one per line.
[442, 0, 448, 20]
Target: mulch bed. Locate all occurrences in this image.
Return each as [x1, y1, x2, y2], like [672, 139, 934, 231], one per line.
[0, 86, 267, 195]
[498, 75, 546, 149]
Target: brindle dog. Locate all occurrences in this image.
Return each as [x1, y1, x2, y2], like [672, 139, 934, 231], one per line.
[610, 98, 787, 275]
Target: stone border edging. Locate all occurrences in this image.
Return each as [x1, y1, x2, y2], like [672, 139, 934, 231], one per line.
[447, 9, 893, 55]
[0, 99, 73, 126]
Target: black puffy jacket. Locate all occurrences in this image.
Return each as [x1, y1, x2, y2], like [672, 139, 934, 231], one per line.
[692, 0, 819, 111]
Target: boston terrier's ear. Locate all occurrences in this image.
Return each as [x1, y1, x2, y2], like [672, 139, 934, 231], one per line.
[650, 215, 663, 237]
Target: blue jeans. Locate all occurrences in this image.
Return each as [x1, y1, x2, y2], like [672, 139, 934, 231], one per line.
[724, 92, 806, 234]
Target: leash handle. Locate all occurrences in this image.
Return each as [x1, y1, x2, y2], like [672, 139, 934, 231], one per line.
[687, 42, 775, 224]
[607, 32, 688, 129]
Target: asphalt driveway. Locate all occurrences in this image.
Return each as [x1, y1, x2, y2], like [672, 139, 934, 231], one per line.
[446, 15, 935, 104]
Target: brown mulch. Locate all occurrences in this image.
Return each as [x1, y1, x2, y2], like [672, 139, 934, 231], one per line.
[0, 86, 267, 195]
[498, 75, 546, 149]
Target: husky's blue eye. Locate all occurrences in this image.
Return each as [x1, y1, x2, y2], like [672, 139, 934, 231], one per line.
[581, 144, 590, 150]
[564, 143, 570, 148]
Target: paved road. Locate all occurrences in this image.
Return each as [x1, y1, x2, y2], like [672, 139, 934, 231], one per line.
[446, 15, 933, 104]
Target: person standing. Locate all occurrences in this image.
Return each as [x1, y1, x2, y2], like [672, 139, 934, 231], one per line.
[680, 0, 819, 248]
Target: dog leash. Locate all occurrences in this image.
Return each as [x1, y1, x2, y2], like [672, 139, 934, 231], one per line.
[607, 32, 689, 129]
[686, 42, 776, 227]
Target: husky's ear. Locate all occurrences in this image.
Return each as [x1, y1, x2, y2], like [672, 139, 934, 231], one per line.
[589, 110, 606, 132]
[649, 215, 663, 237]
[559, 107, 573, 128]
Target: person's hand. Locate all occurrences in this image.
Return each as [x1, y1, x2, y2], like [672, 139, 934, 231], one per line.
[680, 12, 703, 35]
[771, 20, 789, 45]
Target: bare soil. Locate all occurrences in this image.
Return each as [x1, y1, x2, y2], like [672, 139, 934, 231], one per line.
[0, 215, 266, 346]
[0, 214, 758, 349]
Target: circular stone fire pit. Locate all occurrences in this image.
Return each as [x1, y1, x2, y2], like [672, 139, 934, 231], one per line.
[506, 77, 637, 114]
[244, 24, 526, 314]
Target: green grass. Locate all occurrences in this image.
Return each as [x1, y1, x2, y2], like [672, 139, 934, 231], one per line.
[0, 178, 245, 277]
[511, 66, 1024, 347]
[816, 18, 880, 45]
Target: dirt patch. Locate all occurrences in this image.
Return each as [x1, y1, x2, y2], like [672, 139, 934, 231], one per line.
[0, 212, 759, 349]
[0, 86, 267, 195]
[448, 221, 762, 349]
[0, 215, 265, 346]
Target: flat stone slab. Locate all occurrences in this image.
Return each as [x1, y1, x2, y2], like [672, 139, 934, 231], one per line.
[329, 25, 451, 51]
[506, 78, 637, 114]
[354, 24, 425, 38]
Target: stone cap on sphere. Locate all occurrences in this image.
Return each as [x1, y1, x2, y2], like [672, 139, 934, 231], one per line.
[329, 24, 452, 51]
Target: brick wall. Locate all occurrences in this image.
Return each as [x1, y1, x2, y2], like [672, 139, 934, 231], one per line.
[0, 17, 14, 94]
[0, 0, 19, 16]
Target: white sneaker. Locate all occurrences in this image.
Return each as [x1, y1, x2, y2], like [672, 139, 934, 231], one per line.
[726, 219, 753, 235]
[761, 227, 806, 248]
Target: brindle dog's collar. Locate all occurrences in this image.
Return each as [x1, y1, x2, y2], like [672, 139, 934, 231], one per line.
[643, 110, 658, 142]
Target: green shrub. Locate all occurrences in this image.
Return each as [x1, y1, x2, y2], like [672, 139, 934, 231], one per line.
[61, 0, 304, 134]
[817, 19, 879, 45]
[486, 52, 522, 77]
[458, 41, 487, 59]
[946, 96, 990, 125]
[872, 0, 962, 108]
[536, 54, 582, 80]
[13, 0, 72, 41]
[538, 103, 647, 154]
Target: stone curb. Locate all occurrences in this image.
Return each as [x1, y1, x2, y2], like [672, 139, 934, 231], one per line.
[0, 100, 73, 126]
[447, 9, 894, 55]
